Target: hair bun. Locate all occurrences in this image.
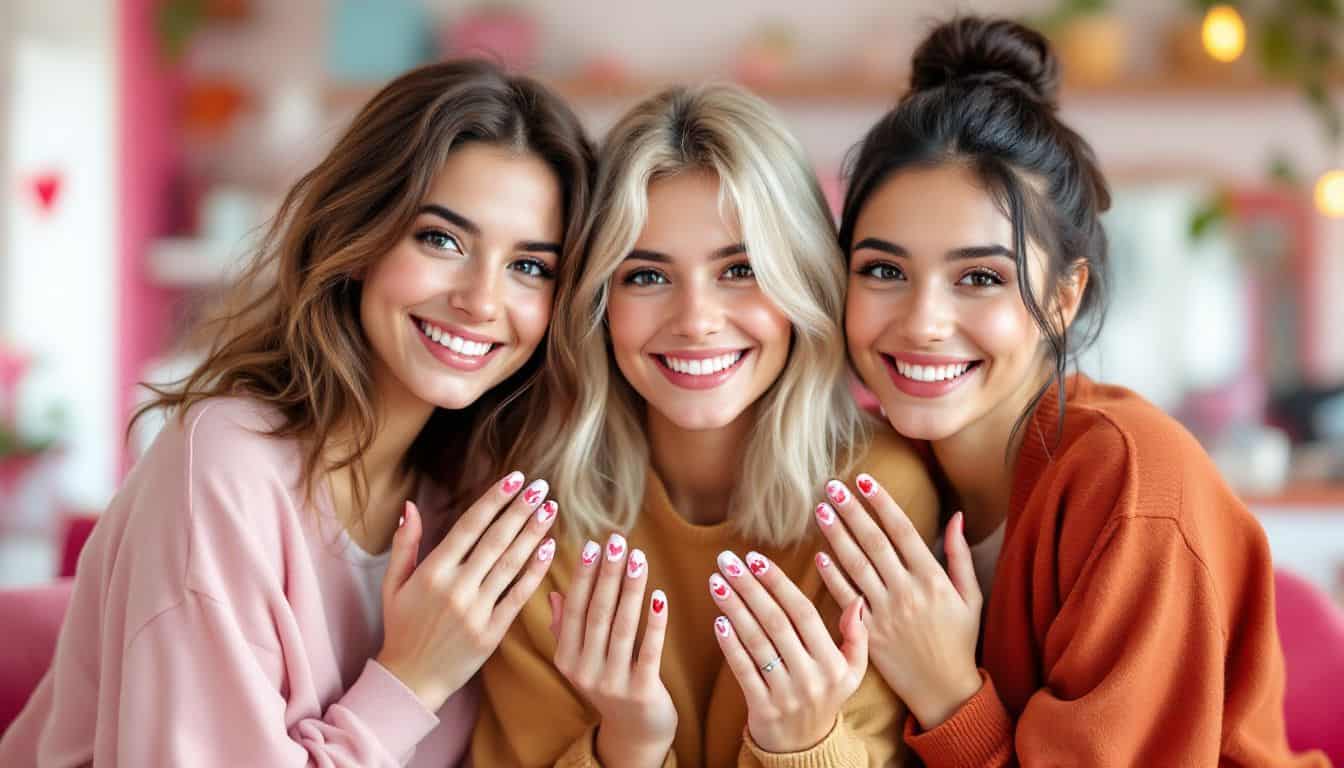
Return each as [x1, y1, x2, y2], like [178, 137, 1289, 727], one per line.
[909, 17, 1060, 109]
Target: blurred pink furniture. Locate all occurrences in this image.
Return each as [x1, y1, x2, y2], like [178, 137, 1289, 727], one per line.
[1275, 568, 1344, 764]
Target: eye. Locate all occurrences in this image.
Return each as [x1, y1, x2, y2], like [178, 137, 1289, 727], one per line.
[509, 257, 555, 280]
[857, 261, 905, 281]
[722, 262, 754, 281]
[958, 268, 1006, 288]
[623, 268, 669, 287]
[414, 228, 463, 254]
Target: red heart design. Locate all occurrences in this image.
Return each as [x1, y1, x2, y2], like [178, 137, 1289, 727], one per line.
[582, 551, 599, 564]
[503, 477, 523, 494]
[30, 172, 62, 213]
[749, 559, 767, 575]
[652, 598, 665, 614]
[525, 489, 542, 505]
[712, 583, 728, 598]
[608, 542, 623, 558]
[857, 477, 874, 495]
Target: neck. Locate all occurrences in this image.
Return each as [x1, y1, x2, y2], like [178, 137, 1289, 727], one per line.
[930, 366, 1054, 544]
[647, 406, 754, 526]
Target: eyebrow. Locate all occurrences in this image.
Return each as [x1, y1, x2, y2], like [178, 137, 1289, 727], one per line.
[624, 243, 747, 263]
[851, 237, 1015, 261]
[418, 204, 561, 255]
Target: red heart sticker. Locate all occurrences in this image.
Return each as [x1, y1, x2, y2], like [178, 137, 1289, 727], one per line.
[857, 477, 874, 495]
[712, 583, 728, 598]
[652, 598, 665, 614]
[29, 172, 62, 213]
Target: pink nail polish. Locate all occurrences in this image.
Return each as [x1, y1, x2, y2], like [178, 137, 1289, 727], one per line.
[537, 538, 556, 562]
[815, 503, 836, 526]
[714, 616, 732, 638]
[536, 500, 558, 524]
[627, 549, 647, 578]
[606, 533, 626, 562]
[816, 552, 832, 568]
[745, 551, 769, 577]
[650, 590, 667, 615]
[717, 551, 745, 578]
[709, 573, 731, 600]
[826, 480, 849, 505]
[523, 480, 548, 507]
[856, 473, 876, 497]
[501, 472, 524, 495]
[580, 540, 600, 566]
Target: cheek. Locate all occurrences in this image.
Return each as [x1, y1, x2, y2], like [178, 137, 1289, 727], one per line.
[605, 294, 653, 359]
[737, 295, 791, 351]
[966, 296, 1040, 360]
[507, 287, 555, 346]
[844, 289, 887, 348]
[364, 247, 436, 308]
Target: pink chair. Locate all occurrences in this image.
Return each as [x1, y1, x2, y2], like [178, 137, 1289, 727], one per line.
[0, 579, 72, 735]
[1275, 568, 1344, 764]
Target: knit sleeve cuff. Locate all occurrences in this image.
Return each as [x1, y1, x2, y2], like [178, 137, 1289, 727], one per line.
[903, 669, 1014, 768]
[554, 725, 677, 768]
[336, 659, 440, 758]
[743, 716, 867, 768]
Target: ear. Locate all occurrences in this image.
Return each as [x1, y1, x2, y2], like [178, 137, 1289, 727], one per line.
[1055, 260, 1089, 331]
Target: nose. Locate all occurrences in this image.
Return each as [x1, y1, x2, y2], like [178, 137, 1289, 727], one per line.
[449, 257, 502, 323]
[670, 281, 724, 341]
[901, 281, 953, 346]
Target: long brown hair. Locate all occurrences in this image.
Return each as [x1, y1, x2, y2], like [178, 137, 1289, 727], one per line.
[135, 59, 595, 520]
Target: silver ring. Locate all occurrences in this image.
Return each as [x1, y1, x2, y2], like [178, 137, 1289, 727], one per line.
[759, 656, 782, 673]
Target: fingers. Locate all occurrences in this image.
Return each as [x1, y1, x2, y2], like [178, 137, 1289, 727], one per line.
[578, 533, 629, 676]
[382, 500, 422, 604]
[943, 512, 983, 611]
[854, 473, 943, 580]
[487, 536, 556, 636]
[478, 498, 559, 602]
[814, 551, 861, 611]
[739, 551, 839, 664]
[713, 616, 770, 707]
[455, 479, 551, 586]
[707, 566, 789, 687]
[433, 470, 528, 564]
[814, 501, 887, 600]
[836, 597, 869, 680]
[606, 549, 649, 667]
[548, 591, 564, 639]
[634, 590, 668, 686]
[555, 539, 602, 663]
[825, 480, 908, 585]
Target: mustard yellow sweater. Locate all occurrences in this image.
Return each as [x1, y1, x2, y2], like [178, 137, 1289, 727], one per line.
[474, 427, 939, 767]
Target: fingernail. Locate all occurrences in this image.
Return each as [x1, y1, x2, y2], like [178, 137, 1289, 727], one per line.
[856, 473, 876, 497]
[580, 540, 600, 566]
[858, 599, 866, 621]
[536, 499, 558, 524]
[714, 616, 732, 638]
[501, 471, 524, 495]
[709, 573, 731, 600]
[398, 514, 405, 528]
[816, 552, 832, 568]
[523, 479, 549, 507]
[826, 480, 849, 505]
[650, 589, 667, 615]
[815, 503, 836, 526]
[717, 551, 746, 578]
[955, 510, 965, 535]
[745, 551, 769, 577]
[627, 549, 647, 578]
[537, 538, 556, 562]
[605, 533, 627, 562]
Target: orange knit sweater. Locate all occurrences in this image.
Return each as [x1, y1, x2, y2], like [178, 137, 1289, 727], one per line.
[905, 376, 1329, 767]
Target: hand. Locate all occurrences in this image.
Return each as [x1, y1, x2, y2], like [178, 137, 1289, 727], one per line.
[551, 533, 675, 768]
[813, 476, 982, 730]
[709, 550, 867, 754]
[376, 471, 559, 712]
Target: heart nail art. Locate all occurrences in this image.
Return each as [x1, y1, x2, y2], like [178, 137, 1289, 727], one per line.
[815, 503, 836, 526]
[714, 616, 732, 638]
[524, 482, 546, 506]
[606, 534, 626, 562]
[627, 549, 647, 578]
[651, 590, 667, 615]
[816, 552, 832, 568]
[501, 472, 524, 495]
[536, 500, 558, 524]
[581, 540, 600, 566]
[826, 480, 849, 505]
[856, 474, 875, 497]
[745, 551, 769, 576]
[537, 538, 556, 562]
[717, 551, 745, 578]
[709, 573, 731, 600]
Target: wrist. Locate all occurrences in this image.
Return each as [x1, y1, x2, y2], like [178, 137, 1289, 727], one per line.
[750, 713, 838, 754]
[912, 669, 982, 731]
[596, 721, 673, 768]
[374, 654, 450, 712]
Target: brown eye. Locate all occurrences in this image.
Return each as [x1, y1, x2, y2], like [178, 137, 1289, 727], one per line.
[722, 262, 754, 280]
[860, 262, 904, 281]
[415, 229, 462, 254]
[958, 269, 1004, 288]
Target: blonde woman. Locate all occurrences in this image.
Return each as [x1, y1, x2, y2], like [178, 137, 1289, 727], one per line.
[473, 85, 937, 767]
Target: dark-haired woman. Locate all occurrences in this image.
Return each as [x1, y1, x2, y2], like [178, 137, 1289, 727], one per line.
[0, 61, 594, 767]
[812, 17, 1329, 766]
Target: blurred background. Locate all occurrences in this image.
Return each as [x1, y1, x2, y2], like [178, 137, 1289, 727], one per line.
[1, 0, 1343, 607]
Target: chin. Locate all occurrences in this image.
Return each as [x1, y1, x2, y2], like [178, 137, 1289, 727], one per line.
[874, 397, 964, 442]
[656, 403, 749, 432]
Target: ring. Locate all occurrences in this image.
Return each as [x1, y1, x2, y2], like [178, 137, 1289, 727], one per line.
[759, 656, 782, 673]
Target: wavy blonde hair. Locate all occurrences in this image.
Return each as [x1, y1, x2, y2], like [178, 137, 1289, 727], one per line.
[521, 84, 869, 547]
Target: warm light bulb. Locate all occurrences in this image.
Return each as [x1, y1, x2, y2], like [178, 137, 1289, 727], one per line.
[1202, 5, 1246, 63]
[1315, 170, 1344, 217]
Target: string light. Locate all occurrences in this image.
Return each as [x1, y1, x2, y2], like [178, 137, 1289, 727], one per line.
[1314, 170, 1344, 217]
[1202, 5, 1247, 63]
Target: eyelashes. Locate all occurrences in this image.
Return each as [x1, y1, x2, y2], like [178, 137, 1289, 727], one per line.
[414, 228, 555, 281]
[619, 261, 755, 287]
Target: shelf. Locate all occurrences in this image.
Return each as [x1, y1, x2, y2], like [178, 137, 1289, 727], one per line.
[148, 238, 241, 287]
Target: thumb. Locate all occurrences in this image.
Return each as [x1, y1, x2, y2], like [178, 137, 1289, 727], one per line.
[944, 512, 982, 610]
[838, 597, 869, 674]
[382, 500, 422, 604]
[547, 591, 565, 639]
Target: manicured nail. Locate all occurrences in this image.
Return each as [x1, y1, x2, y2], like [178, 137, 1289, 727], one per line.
[856, 473, 876, 497]
[717, 551, 746, 578]
[580, 540, 600, 566]
[709, 573, 731, 600]
[745, 551, 769, 577]
[398, 514, 405, 528]
[714, 616, 732, 638]
[537, 538, 556, 562]
[627, 549, 647, 578]
[536, 499, 558, 524]
[650, 589, 667, 615]
[501, 471, 524, 495]
[826, 480, 849, 505]
[606, 533, 627, 562]
[816, 552, 832, 568]
[815, 503, 836, 526]
[954, 510, 965, 536]
[523, 479, 549, 507]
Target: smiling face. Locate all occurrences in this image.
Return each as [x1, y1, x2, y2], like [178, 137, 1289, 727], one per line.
[359, 142, 564, 412]
[605, 170, 792, 432]
[845, 163, 1082, 443]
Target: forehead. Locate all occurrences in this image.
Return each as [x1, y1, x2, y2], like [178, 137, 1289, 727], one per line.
[424, 143, 563, 236]
[634, 170, 742, 252]
[853, 164, 1013, 255]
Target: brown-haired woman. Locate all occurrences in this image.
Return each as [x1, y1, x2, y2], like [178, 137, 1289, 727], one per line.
[0, 60, 594, 767]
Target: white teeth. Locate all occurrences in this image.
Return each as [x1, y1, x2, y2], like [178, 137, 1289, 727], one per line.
[419, 319, 493, 358]
[662, 351, 744, 376]
[894, 360, 973, 382]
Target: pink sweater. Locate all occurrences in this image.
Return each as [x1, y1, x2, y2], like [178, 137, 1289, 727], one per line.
[0, 398, 477, 766]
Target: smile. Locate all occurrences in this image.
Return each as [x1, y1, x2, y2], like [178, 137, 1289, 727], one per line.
[882, 354, 982, 398]
[652, 349, 749, 390]
[413, 316, 503, 372]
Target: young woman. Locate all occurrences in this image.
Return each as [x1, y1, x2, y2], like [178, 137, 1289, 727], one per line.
[0, 61, 594, 767]
[471, 84, 938, 767]
[815, 17, 1329, 767]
